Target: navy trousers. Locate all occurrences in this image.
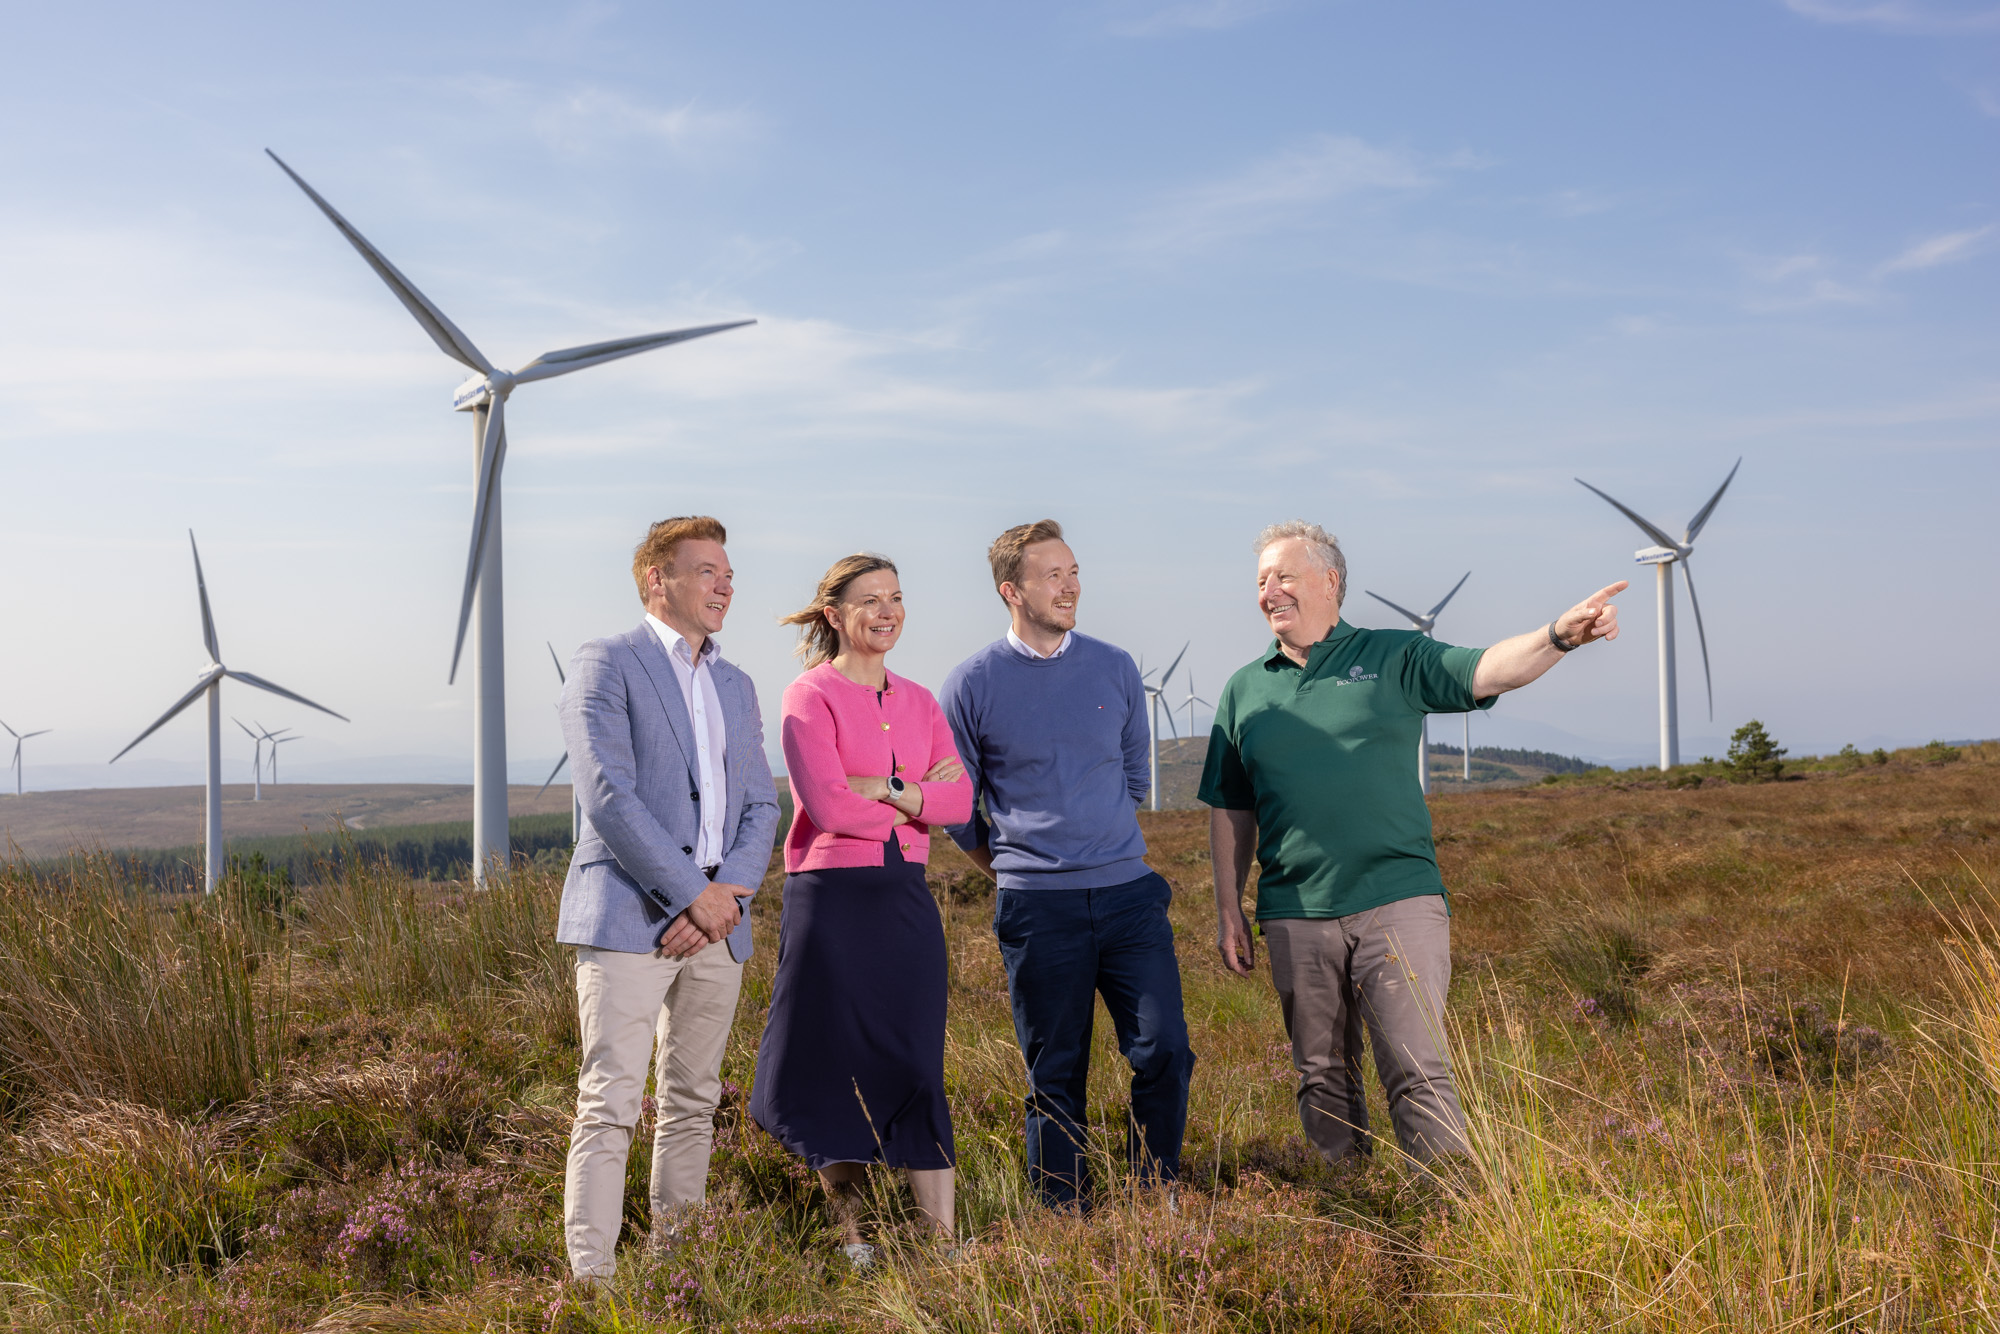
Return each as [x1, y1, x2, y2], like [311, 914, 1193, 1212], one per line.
[993, 871, 1195, 1207]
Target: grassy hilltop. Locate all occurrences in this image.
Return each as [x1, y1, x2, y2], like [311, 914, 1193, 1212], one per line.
[0, 742, 1996, 1331]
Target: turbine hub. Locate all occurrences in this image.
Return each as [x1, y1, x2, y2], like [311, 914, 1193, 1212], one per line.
[451, 370, 517, 412]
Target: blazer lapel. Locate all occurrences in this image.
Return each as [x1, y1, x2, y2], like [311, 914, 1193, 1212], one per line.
[626, 623, 699, 786]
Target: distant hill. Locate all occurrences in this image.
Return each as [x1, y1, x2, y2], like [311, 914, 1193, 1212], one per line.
[1147, 737, 1594, 809]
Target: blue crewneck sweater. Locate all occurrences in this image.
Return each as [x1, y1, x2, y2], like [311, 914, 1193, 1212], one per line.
[940, 632, 1153, 890]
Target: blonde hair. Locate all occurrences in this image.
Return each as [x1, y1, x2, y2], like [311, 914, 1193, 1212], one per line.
[780, 553, 900, 668]
[631, 516, 727, 602]
[987, 519, 1065, 603]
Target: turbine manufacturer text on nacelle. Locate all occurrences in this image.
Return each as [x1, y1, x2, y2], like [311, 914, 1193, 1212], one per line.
[452, 370, 516, 413]
[1633, 545, 1681, 565]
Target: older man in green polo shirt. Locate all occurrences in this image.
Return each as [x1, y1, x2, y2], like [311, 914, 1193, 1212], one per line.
[1201, 519, 1625, 1168]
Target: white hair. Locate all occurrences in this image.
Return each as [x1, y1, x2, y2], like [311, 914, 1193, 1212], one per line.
[1254, 520, 1347, 607]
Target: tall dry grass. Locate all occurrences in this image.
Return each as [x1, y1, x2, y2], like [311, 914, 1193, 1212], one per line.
[0, 751, 1993, 1332]
[0, 857, 286, 1117]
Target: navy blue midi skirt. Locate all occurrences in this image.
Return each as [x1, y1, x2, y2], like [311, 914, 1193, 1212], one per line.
[750, 838, 955, 1170]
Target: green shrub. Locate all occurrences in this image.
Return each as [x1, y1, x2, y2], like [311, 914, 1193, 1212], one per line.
[1922, 739, 1963, 764]
[1726, 719, 1787, 783]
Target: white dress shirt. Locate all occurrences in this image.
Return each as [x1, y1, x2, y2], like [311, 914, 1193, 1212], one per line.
[645, 614, 729, 869]
[1005, 627, 1074, 660]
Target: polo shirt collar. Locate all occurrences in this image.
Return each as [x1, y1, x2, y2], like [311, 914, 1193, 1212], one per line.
[1263, 619, 1359, 670]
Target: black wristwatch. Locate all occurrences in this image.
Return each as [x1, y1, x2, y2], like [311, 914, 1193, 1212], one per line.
[888, 776, 908, 799]
[1547, 620, 1581, 653]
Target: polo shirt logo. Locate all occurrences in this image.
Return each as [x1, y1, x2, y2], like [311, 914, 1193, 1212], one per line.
[1337, 663, 1379, 684]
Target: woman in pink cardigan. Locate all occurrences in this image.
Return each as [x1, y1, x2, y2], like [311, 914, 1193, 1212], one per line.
[748, 553, 972, 1267]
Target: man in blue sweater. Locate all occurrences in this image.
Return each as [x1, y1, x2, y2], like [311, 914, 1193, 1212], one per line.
[942, 519, 1195, 1209]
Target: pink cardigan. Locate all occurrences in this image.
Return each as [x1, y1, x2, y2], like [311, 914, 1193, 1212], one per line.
[780, 663, 974, 873]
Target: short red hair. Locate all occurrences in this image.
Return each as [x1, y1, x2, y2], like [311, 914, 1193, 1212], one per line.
[631, 516, 727, 602]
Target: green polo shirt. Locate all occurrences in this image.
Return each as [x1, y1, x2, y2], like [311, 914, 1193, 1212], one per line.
[1198, 620, 1493, 921]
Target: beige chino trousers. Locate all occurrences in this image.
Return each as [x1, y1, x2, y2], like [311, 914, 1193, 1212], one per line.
[564, 941, 743, 1280]
[1263, 895, 1467, 1165]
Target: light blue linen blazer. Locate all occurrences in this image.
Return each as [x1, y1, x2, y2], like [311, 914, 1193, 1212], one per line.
[554, 622, 780, 959]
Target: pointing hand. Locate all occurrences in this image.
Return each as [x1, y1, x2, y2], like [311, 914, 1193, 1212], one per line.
[1555, 581, 1628, 647]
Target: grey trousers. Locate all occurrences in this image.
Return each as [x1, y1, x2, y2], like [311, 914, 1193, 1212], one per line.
[1263, 895, 1467, 1164]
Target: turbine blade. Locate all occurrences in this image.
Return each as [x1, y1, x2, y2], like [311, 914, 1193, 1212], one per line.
[548, 640, 567, 685]
[1160, 641, 1189, 688]
[233, 717, 260, 739]
[1428, 571, 1472, 619]
[265, 150, 493, 375]
[538, 752, 569, 796]
[1574, 478, 1681, 551]
[1161, 702, 1179, 739]
[111, 666, 224, 762]
[449, 401, 508, 685]
[1364, 590, 1425, 627]
[513, 320, 756, 385]
[189, 531, 221, 663]
[23, 730, 51, 739]
[0, 719, 16, 740]
[1680, 559, 1716, 722]
[225, 669, 350, 722]
[1684, 456, 1742, 543]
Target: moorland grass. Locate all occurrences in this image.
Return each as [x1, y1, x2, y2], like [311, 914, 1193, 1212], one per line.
[0, 746, 1994, 1331]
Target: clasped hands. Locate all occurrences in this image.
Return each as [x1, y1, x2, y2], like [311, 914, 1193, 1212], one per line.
[846, 757, 964, 826]
[657, 878, 755, 959]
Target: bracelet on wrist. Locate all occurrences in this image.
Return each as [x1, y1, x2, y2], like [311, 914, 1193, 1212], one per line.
[1547, 620, 1581, 653]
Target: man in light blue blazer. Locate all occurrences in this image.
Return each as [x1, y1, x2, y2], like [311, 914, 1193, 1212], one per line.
[556, 515, 781, 1282]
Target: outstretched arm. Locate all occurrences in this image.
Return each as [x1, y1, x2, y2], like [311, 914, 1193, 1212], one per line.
[1470, 581, 1628, 698]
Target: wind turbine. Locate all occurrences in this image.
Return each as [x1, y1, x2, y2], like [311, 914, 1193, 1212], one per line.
[1365, 572, 1470, 795]
[233, 718, 267, 800]
[268, 732, 300, 785]
[539, 641, 579, 843]
[1576, 459, 1739, 771]
[1179, 673, 1212, 750]
[112, 533, 347, 892]
[3, 720, 51, 798]
[1140, 643, 1188, 813]
[268, 150, 754, 886]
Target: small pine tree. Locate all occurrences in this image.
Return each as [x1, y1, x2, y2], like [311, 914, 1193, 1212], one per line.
[1726, 719, 1788, 783]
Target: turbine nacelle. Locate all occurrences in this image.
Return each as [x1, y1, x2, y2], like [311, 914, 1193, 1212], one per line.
[452, 370, 517, 413]
[1634, 545, 1681, 565]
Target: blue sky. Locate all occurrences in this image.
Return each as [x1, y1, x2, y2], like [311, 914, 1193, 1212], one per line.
[2, 0, 1996, 788]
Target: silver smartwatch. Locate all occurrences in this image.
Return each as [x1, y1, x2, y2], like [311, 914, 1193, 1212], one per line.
[887, 776, 908, 799]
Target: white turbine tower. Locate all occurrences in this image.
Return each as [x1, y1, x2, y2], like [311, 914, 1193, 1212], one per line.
[539, 641, 579, 843]
[1140, 643, 1188, 813]
[1576, 459, 1739, 771]
[112, 533, 347, 892]
[3, 720, 52, 798]
[1365, 571, 1470, 796]
[268, 151, 754, 885]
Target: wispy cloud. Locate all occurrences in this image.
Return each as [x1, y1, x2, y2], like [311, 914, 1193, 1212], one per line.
[1134, 134, 1441, 253]
[530, 88, 761, 160]
[1879, 224, 1997, 273]
[1779, 0, 2000, 33]
[1105, 0, 1288, 37]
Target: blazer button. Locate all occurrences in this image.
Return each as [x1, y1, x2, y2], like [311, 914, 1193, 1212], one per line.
[881, 722, 890, 731]
[690, 791, 700, 801]
[900, 842, 910, 852]
[682, 846, 694, 855]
